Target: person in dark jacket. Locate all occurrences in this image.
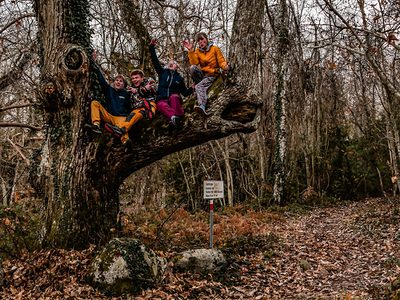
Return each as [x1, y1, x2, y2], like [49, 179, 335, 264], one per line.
[87, 51, 133, 145]
[149, 39, 193, 128]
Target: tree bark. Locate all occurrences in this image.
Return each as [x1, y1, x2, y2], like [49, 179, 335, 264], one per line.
[271, 0, 290, 205]
[32, 0, 114, 248]
[31, 0, 263, 249]
[229, 0, 264, 92]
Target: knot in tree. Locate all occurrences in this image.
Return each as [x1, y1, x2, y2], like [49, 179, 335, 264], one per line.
[64, 47, 84, 71]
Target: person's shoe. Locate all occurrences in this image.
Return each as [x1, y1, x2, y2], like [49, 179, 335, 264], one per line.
[85, 123, 102, 134]
[170, 116, 176, 126]
[170, 116, 183, 130]
[104, 123, 124, 138]
[123, 138, 133, 152]
[170, 116, 178, 127]
[174, 116, 184, 129]
[194, 104, 208, 118]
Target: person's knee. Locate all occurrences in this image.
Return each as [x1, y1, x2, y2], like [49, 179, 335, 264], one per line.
[170, 94, 180, 101]
[197, 80, 207, 88]
[91, 100, 101, 107]
[157, 100, 168, 109]
[190, 65, 199, 71]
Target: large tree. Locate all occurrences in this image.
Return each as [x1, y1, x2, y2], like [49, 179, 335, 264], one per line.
[31, 0, 264, 249]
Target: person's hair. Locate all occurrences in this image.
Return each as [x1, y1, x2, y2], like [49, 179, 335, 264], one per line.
[130, 69, 144, 77]
[169, 60, 180, 69]
[114, 74, 126, 87]
[195, 32, 208, 42]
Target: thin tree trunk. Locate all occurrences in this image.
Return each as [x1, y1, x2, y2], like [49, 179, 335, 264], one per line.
[178, 154, 194, 210]
[214, 140, 234, 206]
[256, 130, 266, 204]
[272, 0, 290, 205]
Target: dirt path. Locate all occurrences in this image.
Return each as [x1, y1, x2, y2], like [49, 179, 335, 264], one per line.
[144, 197, 400, 299]
[262, 198, 400, 299]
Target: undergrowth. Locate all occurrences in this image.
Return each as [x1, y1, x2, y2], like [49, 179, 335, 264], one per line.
[0, 204, 41, 260]
[121, 205, 283, 255]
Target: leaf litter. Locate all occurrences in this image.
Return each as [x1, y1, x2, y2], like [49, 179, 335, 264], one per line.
[0, 197, 399, 299]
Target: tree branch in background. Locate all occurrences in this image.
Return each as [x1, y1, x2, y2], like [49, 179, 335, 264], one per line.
[0, 122, 42, 131]
[0, 103, 33, 113]
[0, 50, 33, 91]
[118, 0, 152, 73]
[0, 13, 35, 34]
[6, 138, 30, 166]
[322, 0, 400, 102]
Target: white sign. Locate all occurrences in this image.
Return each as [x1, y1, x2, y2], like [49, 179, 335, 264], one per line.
[204, 180, 224, 199]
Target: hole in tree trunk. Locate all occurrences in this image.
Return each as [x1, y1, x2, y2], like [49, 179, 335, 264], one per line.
[64, 48, 84, 70]
[221, 102, 257, 124]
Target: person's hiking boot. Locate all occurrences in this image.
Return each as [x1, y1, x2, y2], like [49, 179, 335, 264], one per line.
[194, 104, 208, 118]
[171, 116, 176, 126]
[170, 116, 184, 130]
[170, 115, 178, 126]
[175, 116, 184, 129]
[123, 138, 133, 152]
[104, 123, 124, 138]
[85, 123, 102, 134]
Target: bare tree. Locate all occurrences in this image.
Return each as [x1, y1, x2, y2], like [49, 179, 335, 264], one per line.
[27, 0, 263, 249]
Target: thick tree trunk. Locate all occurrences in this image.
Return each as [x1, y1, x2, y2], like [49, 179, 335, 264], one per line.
[229, 0, 264, 91]
[31, 0, 115, 248]
[32, 0, 263, 249]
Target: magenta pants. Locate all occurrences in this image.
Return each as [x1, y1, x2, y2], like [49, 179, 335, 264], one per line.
[156, 94, 184, 120]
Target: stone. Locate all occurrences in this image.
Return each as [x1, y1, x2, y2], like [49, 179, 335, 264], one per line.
[173, 248, 226, 273]
[87, 238, 167, 296]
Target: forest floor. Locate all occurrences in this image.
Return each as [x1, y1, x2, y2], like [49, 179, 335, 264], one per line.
[1, 197, 399, 299]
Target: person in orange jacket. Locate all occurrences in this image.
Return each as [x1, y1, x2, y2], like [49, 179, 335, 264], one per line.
[182, 32, 229, 117]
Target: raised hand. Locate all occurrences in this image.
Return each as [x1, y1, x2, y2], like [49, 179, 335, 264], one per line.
[127, 86, 137, 94]
[92, 50, 98, 62]
[145, 81, 153, 90]
[182, 39, 193, 51]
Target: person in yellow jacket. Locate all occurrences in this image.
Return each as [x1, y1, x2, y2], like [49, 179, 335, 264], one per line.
[182, 32, 229, 117]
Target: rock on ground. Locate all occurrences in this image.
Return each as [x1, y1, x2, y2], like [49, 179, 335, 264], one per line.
[173, 248, 226, 273]
[87, 238, 166, 295]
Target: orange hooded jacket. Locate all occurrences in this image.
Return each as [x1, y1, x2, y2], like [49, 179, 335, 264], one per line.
[188, 43, 228, 77]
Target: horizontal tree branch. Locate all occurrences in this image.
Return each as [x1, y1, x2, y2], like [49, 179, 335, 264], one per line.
[0, 122, 42, 131]
[0, 103, 33, 113]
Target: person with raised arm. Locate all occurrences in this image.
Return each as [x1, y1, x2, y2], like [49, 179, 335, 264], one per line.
[182, 32, 229, 118]
[149, 38, 193, 129]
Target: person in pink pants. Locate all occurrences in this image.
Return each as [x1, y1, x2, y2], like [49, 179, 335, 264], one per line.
[149, 39, 193, 128]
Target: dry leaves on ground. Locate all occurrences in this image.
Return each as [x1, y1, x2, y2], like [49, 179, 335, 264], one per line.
[1, 197, 399, 299]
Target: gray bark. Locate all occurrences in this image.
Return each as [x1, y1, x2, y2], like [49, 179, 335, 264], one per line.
[271, 0, 290, 205]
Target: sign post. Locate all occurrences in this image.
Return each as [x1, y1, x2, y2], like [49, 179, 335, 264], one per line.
[204, 180, 224, 249]
[209, 199, 214, 249]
